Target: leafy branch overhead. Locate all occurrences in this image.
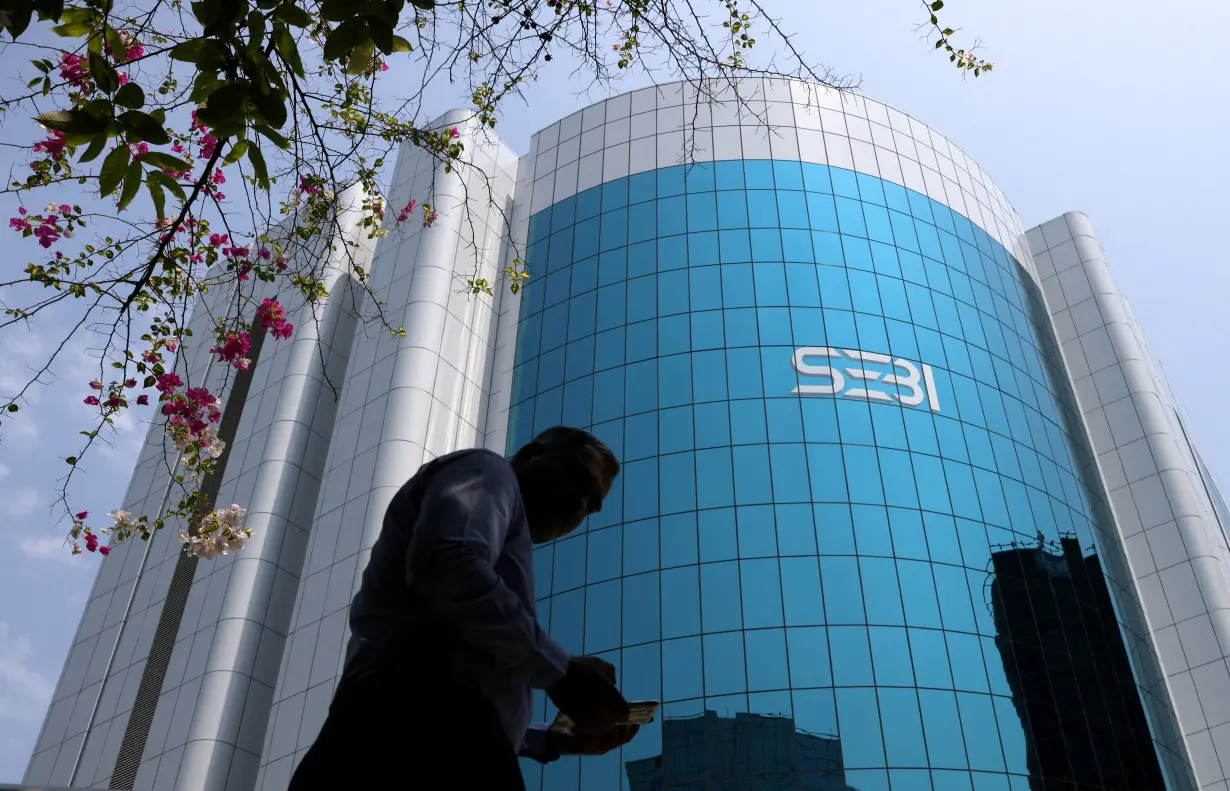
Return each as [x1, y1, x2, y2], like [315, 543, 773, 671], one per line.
[0, 0, 991, 560]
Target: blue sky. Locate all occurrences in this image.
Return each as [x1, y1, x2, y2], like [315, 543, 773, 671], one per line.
[2, 0, 1228, 780]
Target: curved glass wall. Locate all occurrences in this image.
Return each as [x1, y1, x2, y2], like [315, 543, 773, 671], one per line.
[507, 159, 1177, 791]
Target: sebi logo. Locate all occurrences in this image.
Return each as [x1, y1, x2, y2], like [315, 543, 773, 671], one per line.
[791, 347, 942, 413]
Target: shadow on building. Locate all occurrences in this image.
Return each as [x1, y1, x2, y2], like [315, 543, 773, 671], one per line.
[991, 537, 1167, 790]
[625, 711, 857, 790]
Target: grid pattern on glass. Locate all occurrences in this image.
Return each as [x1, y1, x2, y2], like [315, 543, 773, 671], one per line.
[506, 160, 1174, 791]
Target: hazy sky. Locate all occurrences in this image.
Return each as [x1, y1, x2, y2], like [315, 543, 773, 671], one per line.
[1, 0, 1227, 779]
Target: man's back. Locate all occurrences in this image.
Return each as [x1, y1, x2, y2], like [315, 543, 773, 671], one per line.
[342, 447, 560, 748]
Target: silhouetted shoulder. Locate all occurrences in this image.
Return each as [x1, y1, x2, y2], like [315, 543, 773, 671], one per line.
[443, 448, 518, 488]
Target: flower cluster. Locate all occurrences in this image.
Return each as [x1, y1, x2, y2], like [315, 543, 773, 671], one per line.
[299, 175, 323, 196]
[9, 203, 79, 248]
[67, 511, 112, 556]
[58, 53, 90, 88]
[82, 376, 145, 409]
[180, 504, 251, 559]
[33, 131, 68, 161]
[396, 199, 417, 222]
[104, 31, 144, 64]
[190, 110, 219, 160]
[208, 168, 226, 201]
[256, 298, 293, 339]
[210, 331, 252, 370]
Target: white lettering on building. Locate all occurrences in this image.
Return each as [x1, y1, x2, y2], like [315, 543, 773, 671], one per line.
[791, 347, 942, 413]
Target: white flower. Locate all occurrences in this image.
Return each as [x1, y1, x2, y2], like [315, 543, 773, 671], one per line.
[45, 202, 57, 214]
[109, 509, 132, 524]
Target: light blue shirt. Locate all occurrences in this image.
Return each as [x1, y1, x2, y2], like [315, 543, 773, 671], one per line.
[344, 448, 569, 761]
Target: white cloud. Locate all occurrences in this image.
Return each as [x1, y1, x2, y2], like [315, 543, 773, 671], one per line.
[2, 486, 41, 519]
[1, 414, 40, 449]
[17, 536, 73, 564]
[0, 622, 55, 724]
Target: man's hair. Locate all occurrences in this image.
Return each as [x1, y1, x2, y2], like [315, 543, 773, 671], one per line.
[510, 426, 619, 482]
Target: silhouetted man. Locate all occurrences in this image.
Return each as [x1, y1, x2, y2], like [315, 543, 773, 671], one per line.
[289, 427, 636, 789]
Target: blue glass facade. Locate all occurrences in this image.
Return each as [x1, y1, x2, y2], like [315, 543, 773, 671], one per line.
[507, 160, 1170, 791]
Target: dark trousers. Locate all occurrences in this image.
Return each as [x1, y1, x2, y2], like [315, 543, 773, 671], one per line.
[288, 663, 526, 790]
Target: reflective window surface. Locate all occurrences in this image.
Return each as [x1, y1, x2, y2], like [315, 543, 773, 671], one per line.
[508, 160, 1180, 790]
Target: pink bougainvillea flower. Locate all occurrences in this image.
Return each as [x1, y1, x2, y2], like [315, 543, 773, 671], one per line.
[33, 131, 68, 161]
[210, 332, 252, 370]
[76, 511, 88, 520]
[83, 395, 99, 405]
[99, 545, 111, 556]
[89, 380, 103, 390]
[155, 372, 184, 396]
[256, 298, 294, 340]
[136, 394, 149, 406]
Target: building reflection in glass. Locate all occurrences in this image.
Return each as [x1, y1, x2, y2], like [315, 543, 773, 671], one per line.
[625, 710, 858, 790]
[990, 537, 1167, 790]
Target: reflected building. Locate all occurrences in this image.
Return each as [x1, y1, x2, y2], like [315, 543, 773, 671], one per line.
[625, 712, 855, 791]
[27, 78, 1230, 791]
[991, 538, 1167, 790]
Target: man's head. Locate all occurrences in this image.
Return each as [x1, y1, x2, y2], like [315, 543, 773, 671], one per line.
[510, 426, 619, 543]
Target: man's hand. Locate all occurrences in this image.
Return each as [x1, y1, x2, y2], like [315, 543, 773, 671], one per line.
[546, 656, 630, 732]
[549, 724, 640, 756]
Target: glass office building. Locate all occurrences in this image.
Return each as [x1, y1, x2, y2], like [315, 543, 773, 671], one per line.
[28, 82, 1230, 791]
[504, 153, 1184, 791]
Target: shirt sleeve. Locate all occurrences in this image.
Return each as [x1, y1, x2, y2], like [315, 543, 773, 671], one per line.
[406, 452, 569, 689]
[519, 723, 560, 764]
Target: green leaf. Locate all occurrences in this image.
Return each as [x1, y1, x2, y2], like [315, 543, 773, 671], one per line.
[190, 71, 222, 103]
[323, 16, 370, 62]
[255, 123, 290, 149]
[99, 144, 130, 195]
[5, 403, 18, 412]
[320, 0, 362, 22]
[4, 5, 34, 38]
[274, 2, 312, 26]
[88, 50, 119, 92]
[147, 172, 166, 219]
[223, 139, 249, 165]
[118, 160, 142, 209]
[104, 24, 126, 60]
[247, 142, 269, 189]
[369, 20, 394, 54]
[200, 81, 249, 124]
[78, 134, 108, 163]
[390, 34, 411, 53]
[66, 456, 77, 465]
[27, 76, 42, 88]
[250, 87, 288, 128]
[170, 38, 226, 66]
[114, 82, 145, 108]
[52, 19, 93, 36]
[141, 152, 191, 172]
[201, 0, 247, 36]
[363, 0, 398, 26]
[148, 169, 187, 201]
[36, 109, 109, 136]
[118, 110, 170, 144]
[34, 0, 66, 20]
[273, 22, 305, 76]
[930, 0, 943, 9]
[346, 38, 375, 75]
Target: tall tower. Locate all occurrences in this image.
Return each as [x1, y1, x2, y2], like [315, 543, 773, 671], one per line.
[26, 80, 1230, 791]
